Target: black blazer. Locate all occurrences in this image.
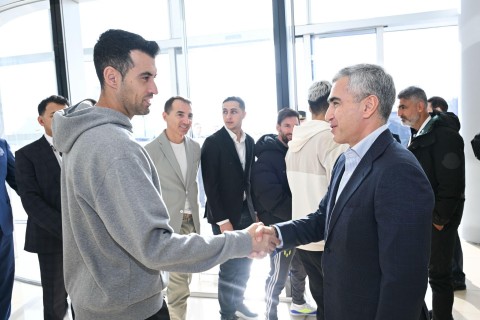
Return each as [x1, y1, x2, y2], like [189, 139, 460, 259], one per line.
[15, 136, 62, 254]
[201, 127, 255, 228]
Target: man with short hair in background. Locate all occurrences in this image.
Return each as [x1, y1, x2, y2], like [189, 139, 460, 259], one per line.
[285, 81, 348, 319]
[145, 96, 201, 320]
[15, 95, 72, 320]
[398, 86, 465, 320]
[201, 96, 258, 320]
[252, 107, 315, 320]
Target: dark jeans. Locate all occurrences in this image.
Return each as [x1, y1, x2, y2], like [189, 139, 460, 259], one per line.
[297, 249, 324, 320]
[145, 299, 170, 320]
[0, 230, 14, 320]
[38, 253, 70, 320]
[452, 231, 465, 284]
[429, 221, 459, 320]
[211, 203, 254, 318]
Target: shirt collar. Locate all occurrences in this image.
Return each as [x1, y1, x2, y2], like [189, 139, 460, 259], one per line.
[416, 115, 432, 136]
[44, 133, 54, 146]
[225, 126, 246, 143]
[350, 124, 388, 160]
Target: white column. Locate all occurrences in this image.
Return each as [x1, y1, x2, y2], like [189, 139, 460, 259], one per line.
[459, 0, 480, 243]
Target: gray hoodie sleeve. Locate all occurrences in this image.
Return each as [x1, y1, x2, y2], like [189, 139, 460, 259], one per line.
[91, 152, 252, 273]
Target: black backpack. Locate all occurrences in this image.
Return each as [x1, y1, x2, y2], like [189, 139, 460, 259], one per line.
[472, 133, 480, 160]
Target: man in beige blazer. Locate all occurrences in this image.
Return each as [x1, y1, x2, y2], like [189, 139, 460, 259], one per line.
[145, 96, 201, 320]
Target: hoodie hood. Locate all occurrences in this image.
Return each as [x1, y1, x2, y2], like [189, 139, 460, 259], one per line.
[254, 133, 287, 158]
[52, 103, 132, 154]
[432, 111, 461, 132]
[288, 120, 331, 153]
[418, 111, 461, 137]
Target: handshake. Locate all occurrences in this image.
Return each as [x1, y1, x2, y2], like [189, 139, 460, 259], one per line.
[245, 223, 280, 259]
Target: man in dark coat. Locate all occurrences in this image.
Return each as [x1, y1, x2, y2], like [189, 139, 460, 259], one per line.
[252, 108, 315, 319]
[398, 86, 465, 320]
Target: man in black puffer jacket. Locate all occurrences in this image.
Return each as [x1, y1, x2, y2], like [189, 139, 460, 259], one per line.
[252, 108, 315, 320]
[398, 86, 465, 320]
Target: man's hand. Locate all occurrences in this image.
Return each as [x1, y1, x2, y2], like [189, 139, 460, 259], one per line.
[220, 221, 234, 233]
[245, 223, 280, 259]
[433, 223, 444, 231]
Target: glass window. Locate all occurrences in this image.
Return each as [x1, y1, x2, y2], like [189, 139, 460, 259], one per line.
[0, 9, 52, 56]
[384, 26, 460, 114]
[0, 4, 57, 283]
[294, 0, 459, 25]
[185, 0, 277, 141]
[78, 0, 170, 48]
[187, 41, 277, 141]
[0, 7, 57, 147]
[75, 0, 172, 141]
[184, 0, 273, 36]
[311, 32, 377, 85]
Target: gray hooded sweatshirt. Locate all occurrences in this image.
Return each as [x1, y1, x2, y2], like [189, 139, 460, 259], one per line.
[53, 104, 252, 320]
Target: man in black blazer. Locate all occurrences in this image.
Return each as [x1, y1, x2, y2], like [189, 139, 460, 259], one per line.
[201, 96, 257, 320]
[15, 95, 72, 320]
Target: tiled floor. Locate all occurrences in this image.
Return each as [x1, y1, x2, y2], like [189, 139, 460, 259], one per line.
[10, 239, 480, 320]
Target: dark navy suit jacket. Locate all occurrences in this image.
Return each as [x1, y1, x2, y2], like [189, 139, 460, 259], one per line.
[0, 138, 17, 236]
[15, 136, 62, 253]
[277, 129, 434, 320]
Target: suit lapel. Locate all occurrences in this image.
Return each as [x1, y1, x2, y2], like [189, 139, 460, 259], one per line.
[158, 133, 185, 185]
[326, 130, 393, 239]
[39, 136, 61, 182]
[244, 136, 253, 179]
[184, 137, 195, 189]
[220, 127, 244, 174]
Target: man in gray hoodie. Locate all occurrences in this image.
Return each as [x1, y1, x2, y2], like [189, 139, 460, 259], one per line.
[52, 29, 277, 320]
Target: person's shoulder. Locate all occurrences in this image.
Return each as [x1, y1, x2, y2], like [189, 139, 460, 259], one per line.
[187, 136, 201, 151]
[204, 127, 226, 144]
[245, 132, 254, 142]
[144, 134, 163, 150]
[16, 136, 45, 154]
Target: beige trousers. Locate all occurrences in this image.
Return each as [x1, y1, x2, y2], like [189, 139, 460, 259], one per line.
[166, 217, 196, 320]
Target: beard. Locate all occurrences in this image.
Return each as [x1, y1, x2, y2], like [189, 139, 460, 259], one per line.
[400, 115, 419, 128]
[279, 132, 292, 145]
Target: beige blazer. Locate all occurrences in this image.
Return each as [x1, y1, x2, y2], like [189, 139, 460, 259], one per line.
[145, 131, 201, 233]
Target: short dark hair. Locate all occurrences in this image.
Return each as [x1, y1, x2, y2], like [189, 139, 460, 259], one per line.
[93, 29, 160, 88]
[397, 86, 428, 108]
[427, 96, 448, 112]
[222, 96, 245, 110]
[277, 108, 299, 125]
[308, 81, 332, 115]
[38, 95, 69, 116]
[164, 96, 192, 113]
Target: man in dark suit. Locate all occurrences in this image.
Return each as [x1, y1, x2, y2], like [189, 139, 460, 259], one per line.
[398, 87, 465, 320]
[259, 64, 434, 319]
[201, 96, 257, 320]
[15, 95, 72, 320]
[0, 138, 17, 320]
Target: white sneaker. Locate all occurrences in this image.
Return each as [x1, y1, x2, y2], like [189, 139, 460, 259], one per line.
[289, 302, 317, 315]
